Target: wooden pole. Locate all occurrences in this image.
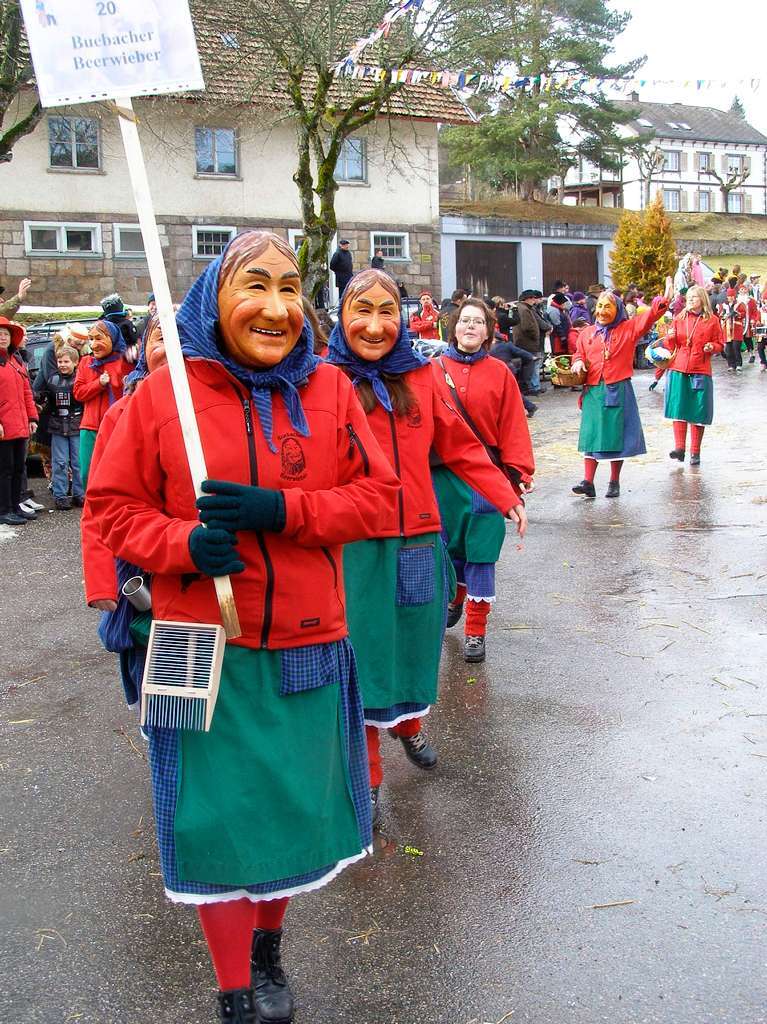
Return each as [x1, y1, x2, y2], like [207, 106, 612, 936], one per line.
[113, 97, 241, 640]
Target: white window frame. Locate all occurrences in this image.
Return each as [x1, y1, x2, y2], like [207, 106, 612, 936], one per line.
[662, 189, 681, 213]
[194, 126, 239, 177]
[698, 151, 712, 173]
[47, 115, 102, 171]
[697, 190, 712, 213]
[113, 223, 146, 258]
[24, 221, 103, 257]
[727, 192, 744, 214]
[287, 228, 307, 253]
[662, 150, 681, 173]
[335, 138, 367, 184]
[369, 231, 410, 262]
[726, 153, 745, 176]
[192, 224, 236, 259]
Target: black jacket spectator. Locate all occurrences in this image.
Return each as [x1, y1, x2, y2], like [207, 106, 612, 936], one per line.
[330, 246, 354, 294]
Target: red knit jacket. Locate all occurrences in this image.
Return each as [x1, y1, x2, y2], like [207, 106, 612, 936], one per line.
[73, 355, 132, 431]
[575, 297, 669, 386]
[0, 354, 37, 440]
[351, 362, 519, 538]
[666, 312, 725, 376]
[437, 352, 535, 498]
[86, 359, 400, 649]
[80, 397, 128, 605]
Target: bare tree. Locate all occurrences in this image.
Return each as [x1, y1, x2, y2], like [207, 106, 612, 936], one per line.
[226, 0, 483, 300]
[703, 164, 750, 214]
[623, 138, 664, 207]
[0, 0, 43, 163]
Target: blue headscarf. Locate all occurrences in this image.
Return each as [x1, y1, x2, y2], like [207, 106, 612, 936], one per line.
[445, 343, 488, 364]
[326, 299, 428, 412]
[123, 314, 157, 389]
[90, 319, 125, 368]
[595, 295, 629, 341]
[177, 249, 320, 453]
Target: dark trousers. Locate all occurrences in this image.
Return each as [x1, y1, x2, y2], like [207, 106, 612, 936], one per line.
[725, 341, 743, 369]
[0, 438, 27, 515]
[758, 338, 767, 367]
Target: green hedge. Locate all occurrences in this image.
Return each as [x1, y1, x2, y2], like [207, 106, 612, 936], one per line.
[15, 310, 103, 326]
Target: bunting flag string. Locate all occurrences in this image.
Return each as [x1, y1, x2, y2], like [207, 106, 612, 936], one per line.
[331, 62, 762, 96]
[340, 0, 424, 66]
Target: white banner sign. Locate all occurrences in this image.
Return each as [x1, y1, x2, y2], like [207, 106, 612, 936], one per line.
[19, 0, 204, 108]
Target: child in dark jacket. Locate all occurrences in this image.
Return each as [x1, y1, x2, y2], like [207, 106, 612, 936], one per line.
[41, 345, 85, 510]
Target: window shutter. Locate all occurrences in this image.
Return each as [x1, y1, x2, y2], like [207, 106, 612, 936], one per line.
[680, 152, 688, 173]
[743, 155, 751, 176]
[693, 191, 699, 211]
[721, 154, 729, 174]
[694, 152, 700, 171]
[680, 190, 689, 211]
[745, 194, 753, 213]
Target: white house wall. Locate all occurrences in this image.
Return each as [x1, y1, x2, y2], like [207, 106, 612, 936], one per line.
[3, 97, 438, 223]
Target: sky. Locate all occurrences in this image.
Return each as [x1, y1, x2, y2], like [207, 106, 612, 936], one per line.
[610, 0, 767, 134]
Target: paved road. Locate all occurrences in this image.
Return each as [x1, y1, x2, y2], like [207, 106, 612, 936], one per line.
[2, 365, 766, 1024]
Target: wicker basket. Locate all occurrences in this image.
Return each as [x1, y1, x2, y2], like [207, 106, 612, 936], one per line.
[551, 365, 587, 387]
[646, 345, 677, 370]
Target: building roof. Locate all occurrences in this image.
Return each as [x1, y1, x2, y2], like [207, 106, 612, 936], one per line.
[615, 99, 767, 146]
[187, 1, 473, 125]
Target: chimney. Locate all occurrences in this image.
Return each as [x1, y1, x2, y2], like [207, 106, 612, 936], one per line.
[630, 90, 639, 103]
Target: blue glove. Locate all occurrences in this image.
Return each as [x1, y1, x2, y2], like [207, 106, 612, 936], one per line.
[188, 526, 245, 576]
[196, 480, 286, 533]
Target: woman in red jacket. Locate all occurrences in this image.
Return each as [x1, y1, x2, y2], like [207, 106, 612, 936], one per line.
[0, 317, 38, 526]
[73, 319, 132, 487]
[81, 316, 168, 612]
[664, 286, 724, 466]
[432, 299, 535, 663]
[409, 290, 440, 340]
[87, 232, 399, 1024]
[326, 270, 522, 822]
[571, 278, 672, 499]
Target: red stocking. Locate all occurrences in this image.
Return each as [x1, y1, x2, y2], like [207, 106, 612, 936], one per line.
[673, 420, 688, 450]
[366, 725, 382, 787]
[690, 424, 705, 455]
[465, 599, 491, 637]
[391, 717, 421, 738]
[450, 583, 467, 608]
[254, 896, 289, 931]
[610, 460, 623, 482]
[584, 457, 598, 483]
[198, 898, 255, 990]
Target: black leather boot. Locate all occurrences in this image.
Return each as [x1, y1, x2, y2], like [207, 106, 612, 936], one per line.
[605, 480, 620, 498]
[446, 602, 464, 628]
[389, 728, 437, 770]
[572, 480, 596, 497]
[251, 929, 294, 1024]
[669, 448, 685, 461]
[218, 987, 257, 1023]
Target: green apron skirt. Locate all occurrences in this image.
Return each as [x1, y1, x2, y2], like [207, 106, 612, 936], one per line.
[432, 466, 506, 565]
[578, 379, 647, 460]
[146, 640, 371, 902]
[343, 533, 452, 726]
[664, 369, 714, 425]
[79, 427, 98, 489]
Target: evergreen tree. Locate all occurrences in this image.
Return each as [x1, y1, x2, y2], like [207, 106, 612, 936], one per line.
[729, 95, 746, 119]
[442, 0, 644, 199]
[0, 0, 43, 163]
[609, 194, 676, 297]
